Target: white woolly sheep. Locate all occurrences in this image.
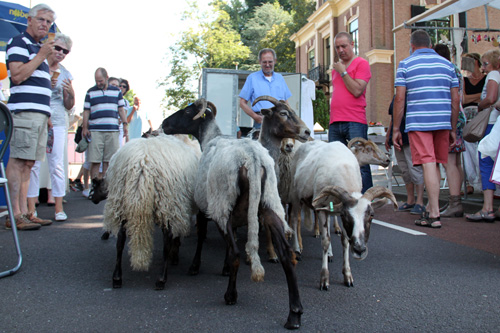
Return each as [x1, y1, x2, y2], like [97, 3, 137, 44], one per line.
[162, 98, 309, 330]
[101, 134, 200, 290]
[288, 140, 397, 290]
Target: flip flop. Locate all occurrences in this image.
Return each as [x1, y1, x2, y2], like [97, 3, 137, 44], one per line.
[398, 202, 415, 211]
[466, 210, 495, 222]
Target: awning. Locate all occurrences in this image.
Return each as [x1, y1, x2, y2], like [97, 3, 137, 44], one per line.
[393, 0, 500, 32]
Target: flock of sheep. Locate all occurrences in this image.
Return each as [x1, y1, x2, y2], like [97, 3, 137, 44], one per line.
[92, 97, 397, 329]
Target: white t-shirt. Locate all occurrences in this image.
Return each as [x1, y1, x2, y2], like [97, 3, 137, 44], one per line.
[480, 70, 500, 124]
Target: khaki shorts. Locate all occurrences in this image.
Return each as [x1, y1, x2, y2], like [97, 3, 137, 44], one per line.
[87, 131, 119, 163]
[10, 112, 49, 161]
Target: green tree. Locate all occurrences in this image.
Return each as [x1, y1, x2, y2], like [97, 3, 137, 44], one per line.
[242, 2, 292, 58]
[313, 89, 329, 130]
[160, 2, 250, 110]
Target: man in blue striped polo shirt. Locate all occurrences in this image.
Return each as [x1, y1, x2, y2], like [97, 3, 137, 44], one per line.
[5, 3, 57, 230]
[82, 67, 128, 198]
[392, 30, 459, 229]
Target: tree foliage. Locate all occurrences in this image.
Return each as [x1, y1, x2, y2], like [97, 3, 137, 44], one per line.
[160, 0, 316, 111]
[313, 89, 329, 130]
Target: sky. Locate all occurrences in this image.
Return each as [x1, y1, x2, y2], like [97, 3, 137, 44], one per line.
[3, 0, 211, 129]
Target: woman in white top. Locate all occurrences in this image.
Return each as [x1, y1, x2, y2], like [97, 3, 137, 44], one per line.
[27, 33, 75, 222]
[465, 49, 500, 222]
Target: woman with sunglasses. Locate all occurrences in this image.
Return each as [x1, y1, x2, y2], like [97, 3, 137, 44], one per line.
[465, 49, 500, 222]
[27, 33, 75, 222]
[119, 79, 130, 143]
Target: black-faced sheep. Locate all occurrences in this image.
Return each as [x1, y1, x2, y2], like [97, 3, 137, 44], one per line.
[99, 134, 200, 290]
[289, 140, 397, 290]
[162, 98, 308, 330]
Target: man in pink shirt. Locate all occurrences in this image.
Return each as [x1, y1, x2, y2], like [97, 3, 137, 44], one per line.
[329, 32, 372, 192]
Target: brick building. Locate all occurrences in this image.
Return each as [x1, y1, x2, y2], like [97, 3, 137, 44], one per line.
[290, 0, 500, 127]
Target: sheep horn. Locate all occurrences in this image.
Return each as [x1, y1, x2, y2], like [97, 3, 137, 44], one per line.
[206, 101, 217, 118]
[362, 186, 398, 210]
[347, 137, 367, 149]
[192, 98, 208, 120]
[312, 185, 356, 212]
[252, 95, 280, 107]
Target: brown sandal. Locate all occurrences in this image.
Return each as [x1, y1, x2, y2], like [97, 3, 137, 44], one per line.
[465, 210, 495, 222]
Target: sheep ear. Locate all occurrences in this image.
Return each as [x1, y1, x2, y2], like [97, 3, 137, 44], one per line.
[261, 108, 272, 117]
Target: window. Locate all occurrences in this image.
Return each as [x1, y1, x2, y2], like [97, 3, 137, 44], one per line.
[349, 19, 359, 55]
[308, 49, 315, 70]
[324, 37, 331, 69]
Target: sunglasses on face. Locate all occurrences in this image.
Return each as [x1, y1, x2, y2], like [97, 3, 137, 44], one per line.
[120, 85, 127, 88]
[54, 45, 69, 54]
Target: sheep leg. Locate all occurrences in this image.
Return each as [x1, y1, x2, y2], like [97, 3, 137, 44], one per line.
[313, 210, 320, 238]
[169, 236, 180, 266]
[264, 207, 303, 330]
[112, 221, 127, 288]
[265, 224, 279, 263]
[188, 212, 208, 276]
[327, 217, 333, 262]
[223, 218, 240, 305]
[318, 211, 331, 291]
[341, 230, 354, 287]
[156, 227, 173, 290]
[333, 216, 342, 235]
[296, 204, 303, 253]
[288, 204, 302, 260]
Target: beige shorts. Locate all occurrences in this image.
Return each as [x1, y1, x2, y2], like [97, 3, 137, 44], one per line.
[87, 131, 119, 163]
[10, 112, 49, 161]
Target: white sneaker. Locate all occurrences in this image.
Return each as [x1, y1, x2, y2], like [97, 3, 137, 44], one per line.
[82, 189, 89, 198]
[55, 212, 67, 221]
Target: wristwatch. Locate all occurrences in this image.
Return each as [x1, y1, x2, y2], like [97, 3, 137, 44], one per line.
[341, 71, 348, 78]
[122, 122, 128, 125]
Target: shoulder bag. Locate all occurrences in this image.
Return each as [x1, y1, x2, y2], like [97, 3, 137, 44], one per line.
[463, 107, 493, 143]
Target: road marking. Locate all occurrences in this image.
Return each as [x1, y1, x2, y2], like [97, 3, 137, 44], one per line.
[373, 219, 427, 236]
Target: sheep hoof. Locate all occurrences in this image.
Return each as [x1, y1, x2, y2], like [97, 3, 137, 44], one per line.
[268, 257, 279, 263]
[155, 279, 166, 290]
[224, 290, 237, 305]
[101, 231, 110, 240]
[320, 282, 329, 291]
[294, 252, 302, 261]
[313, 234, 320, 238]
[344, 279, 354, 288]
[328, 256, 333, 263]
[112, 278, 122, 289]
[188, 264, 200, 276]
[284, 311, 302, 330]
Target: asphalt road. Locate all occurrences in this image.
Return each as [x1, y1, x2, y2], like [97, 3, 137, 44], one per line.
[1, 190, 499, 332]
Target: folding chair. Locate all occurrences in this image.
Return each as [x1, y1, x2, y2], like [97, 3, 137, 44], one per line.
[0, 101, 22, 278]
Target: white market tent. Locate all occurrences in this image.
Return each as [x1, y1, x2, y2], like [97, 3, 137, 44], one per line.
[393, 0, 500, 66]
[393, 0, 500, 32]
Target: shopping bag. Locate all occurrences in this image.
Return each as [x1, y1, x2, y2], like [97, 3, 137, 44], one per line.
[463, 107, 492, 143]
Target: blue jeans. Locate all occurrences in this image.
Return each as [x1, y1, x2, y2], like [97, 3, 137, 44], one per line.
[329, 122, 373, 193]
[479, 124, 496, 191]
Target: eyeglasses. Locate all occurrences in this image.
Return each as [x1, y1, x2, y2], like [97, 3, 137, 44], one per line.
[120, 85, 127, 88]
[34, 16, 53, 26]
[54, 45, 69, 55]
[482, 61, 490, 67]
